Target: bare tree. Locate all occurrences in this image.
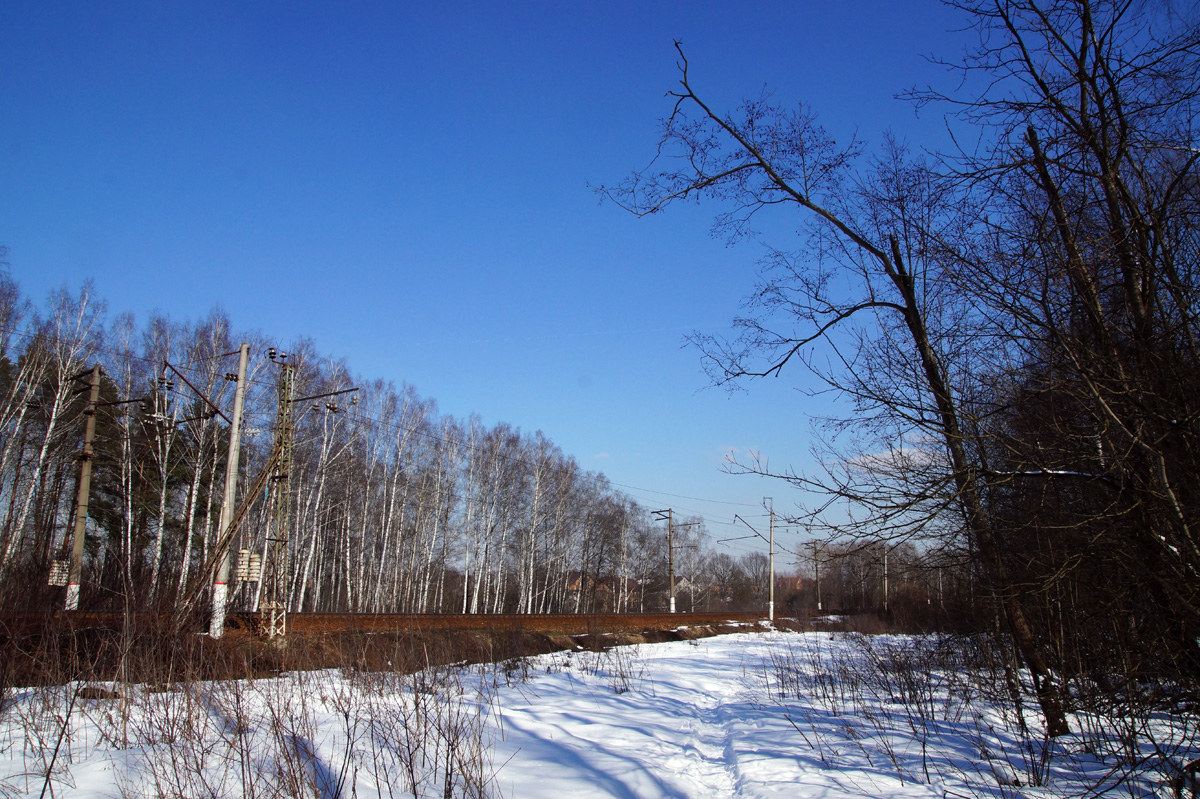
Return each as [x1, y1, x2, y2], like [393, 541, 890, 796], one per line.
[605, 0, 1200, 726]
[1, 283, 104, 584]
[924, 0, 1200, 684]
[600, 37, 1073, 731]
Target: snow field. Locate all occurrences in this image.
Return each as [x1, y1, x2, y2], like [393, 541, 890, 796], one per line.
[490, 634, 946, 798]
[488, 631, 1200, 798]
[0, 629, 1195, 798]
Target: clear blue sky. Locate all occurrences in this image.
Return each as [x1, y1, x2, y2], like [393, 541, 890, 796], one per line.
[2, 1, 966, 560]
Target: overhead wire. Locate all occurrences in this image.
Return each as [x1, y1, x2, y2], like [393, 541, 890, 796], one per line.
[244, 397, 781, 542]
[605, 482, 759, 507]
[107, 360, 767, 535]
[258, 396, 752, 528]
[25, 336, 786, 551]
[210, 369, 769, 529]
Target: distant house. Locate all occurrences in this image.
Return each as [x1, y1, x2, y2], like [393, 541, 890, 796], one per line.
[566, 573, 642, 611]
[565, 572, 594, 593]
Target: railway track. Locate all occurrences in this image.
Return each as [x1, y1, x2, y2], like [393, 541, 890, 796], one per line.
[0, 610, 768, 639]
[281, 611, 766, 636]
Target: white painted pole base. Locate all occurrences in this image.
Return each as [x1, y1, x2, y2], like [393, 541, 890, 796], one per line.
[64, 583, 80, 611]
[669, 596, 676, 613]
[209, 583, 229, 638]
[768, 601, 774, 622]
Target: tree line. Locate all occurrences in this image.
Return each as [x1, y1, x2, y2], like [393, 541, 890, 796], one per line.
[0, 270, 791, 618]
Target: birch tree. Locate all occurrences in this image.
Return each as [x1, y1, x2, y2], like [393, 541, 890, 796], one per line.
[1, 283, 103, 583]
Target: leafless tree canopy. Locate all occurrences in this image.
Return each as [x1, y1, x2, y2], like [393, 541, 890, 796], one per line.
[0, 281, 784, 620]
[602, 0, 1200, 733]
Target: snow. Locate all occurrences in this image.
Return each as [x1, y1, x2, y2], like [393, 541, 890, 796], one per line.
[0, 628, 1191, 798]
[488, 638, 939, 799]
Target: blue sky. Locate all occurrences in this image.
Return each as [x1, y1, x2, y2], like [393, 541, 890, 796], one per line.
[2, 1, 966, 559]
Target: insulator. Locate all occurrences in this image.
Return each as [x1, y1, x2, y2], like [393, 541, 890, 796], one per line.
[268, 347, 277, 360]
[224, 373, 238, 381]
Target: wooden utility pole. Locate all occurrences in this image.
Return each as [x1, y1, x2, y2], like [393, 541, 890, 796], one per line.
[64, 365, 101, 611]
[209, 343, 250, 638]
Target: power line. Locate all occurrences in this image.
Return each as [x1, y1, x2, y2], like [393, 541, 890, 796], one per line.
[14, 330, 773, 538]
[15, 343, 764, 529]
[270, 399, 766, 530]
[606, 483, 759, 507]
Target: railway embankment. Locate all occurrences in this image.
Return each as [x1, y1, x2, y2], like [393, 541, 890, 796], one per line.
[0, 611, 773, 686]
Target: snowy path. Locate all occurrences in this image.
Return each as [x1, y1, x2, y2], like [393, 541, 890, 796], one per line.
[486, 634, 942, 799]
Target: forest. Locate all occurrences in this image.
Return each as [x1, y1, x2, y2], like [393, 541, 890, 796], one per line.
[0, 274, 672, 616]
[0, 272, 943, 623]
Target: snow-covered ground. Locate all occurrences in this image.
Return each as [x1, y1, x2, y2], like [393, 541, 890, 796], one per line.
[490, 633, 945, 799]
[0, 628, 1193, 798]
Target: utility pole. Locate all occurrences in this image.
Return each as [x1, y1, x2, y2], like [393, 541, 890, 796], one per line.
[809, 540, 822, 612]
[260, 354, 296, 639]
[673, 521, 701, 611]
[732, 511, 774, 620]
[209, 343, 250, 639]
[63, 365, 101, 611]
[766, 498, 775, 622]
[652, 509, 675, 613]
